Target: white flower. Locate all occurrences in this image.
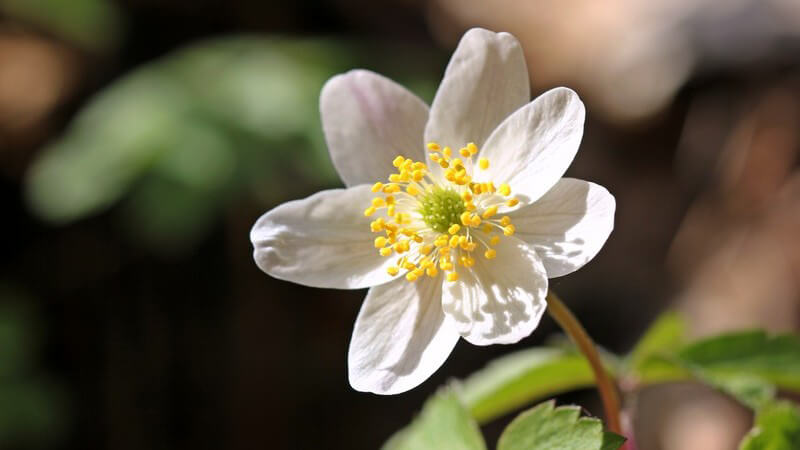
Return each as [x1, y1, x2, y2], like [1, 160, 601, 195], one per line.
[250, 28, 615, 395]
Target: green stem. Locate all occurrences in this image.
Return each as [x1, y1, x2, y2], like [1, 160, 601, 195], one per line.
[546, 290, 623, 435]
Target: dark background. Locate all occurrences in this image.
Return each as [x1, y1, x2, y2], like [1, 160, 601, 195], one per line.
[1, 1, 798, 449]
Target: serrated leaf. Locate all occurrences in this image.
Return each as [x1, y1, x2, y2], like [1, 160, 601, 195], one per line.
[459, 348, 601, 423]
[601, 432, 628, 450]
[739, 401, 800, 450]
[678, 331, 800, 391]
[497, 400, 625, 450]
[628, 311, 687, 369]
[382, 388, 486, 450]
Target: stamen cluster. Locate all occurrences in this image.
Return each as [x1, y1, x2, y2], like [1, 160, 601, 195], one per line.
[364, 142, 520, 283]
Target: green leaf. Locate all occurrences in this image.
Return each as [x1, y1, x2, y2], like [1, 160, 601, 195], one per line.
[697, 372, 776, 410]
[497, 400, 625, 450]
[601, 432, 628, 450]
[629, 311, 687, 369]
[459, 348, 601, 423]
[678, 331, 800, 391]
[382, 388, 486, 450]
[739, 401, 800, 450]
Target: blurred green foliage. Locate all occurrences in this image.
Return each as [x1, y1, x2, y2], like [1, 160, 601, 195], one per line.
[739, 401, 800, 450]
[0, 286, 67, 448]
[0, 0, 121, 50]
[25, 36, 442, 254]
[459, 347, 600, 423]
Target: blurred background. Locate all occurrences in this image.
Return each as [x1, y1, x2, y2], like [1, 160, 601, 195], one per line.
[1, 1, 799, 449]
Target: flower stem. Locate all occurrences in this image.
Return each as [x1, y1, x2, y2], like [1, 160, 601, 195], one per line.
[546, 290, 622, 435]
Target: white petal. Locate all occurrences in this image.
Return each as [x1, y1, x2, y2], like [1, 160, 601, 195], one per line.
[478, 87, 586, 205]
[320, 70, 428, 187]
[424, 28, 529, 177]
[348, 277, 460, 395]
[442, 237, 548, 346]
[250, 185, 397, 289]
[510, 178, 616, 278]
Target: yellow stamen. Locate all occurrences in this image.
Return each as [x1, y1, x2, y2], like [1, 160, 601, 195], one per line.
[372, 182, 384, 192]
[387, 266, 399, 276]
[446, 272, 459, 282]
[448, 224, 461, 235]
[427, 142, 441, 152]
[506, 198, 519, 207]
[479, 158, 489, 170]
[364, 207, 376, 217]
[448, 235, 460, 248]
[482, 205, 498, 219]
[499, 183, 511, 196]
[460, 211, 471, 226]
[484, 248, 497, 259]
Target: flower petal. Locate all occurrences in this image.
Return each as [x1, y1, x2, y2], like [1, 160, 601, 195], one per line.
[442, 236, 548, 346]
[250, 185, 397, 289]
[348, 277, 459, 395]
[478, 87, 586, 205]
[510, 178, 616, 278]
[320, 70, 428, 187]
[424, 28, 529, 170]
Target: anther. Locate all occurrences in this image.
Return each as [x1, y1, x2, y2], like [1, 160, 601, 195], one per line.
[482, 205, 498, 219]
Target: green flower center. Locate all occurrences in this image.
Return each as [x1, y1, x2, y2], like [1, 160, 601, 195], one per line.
[418, 188, 466, 233]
